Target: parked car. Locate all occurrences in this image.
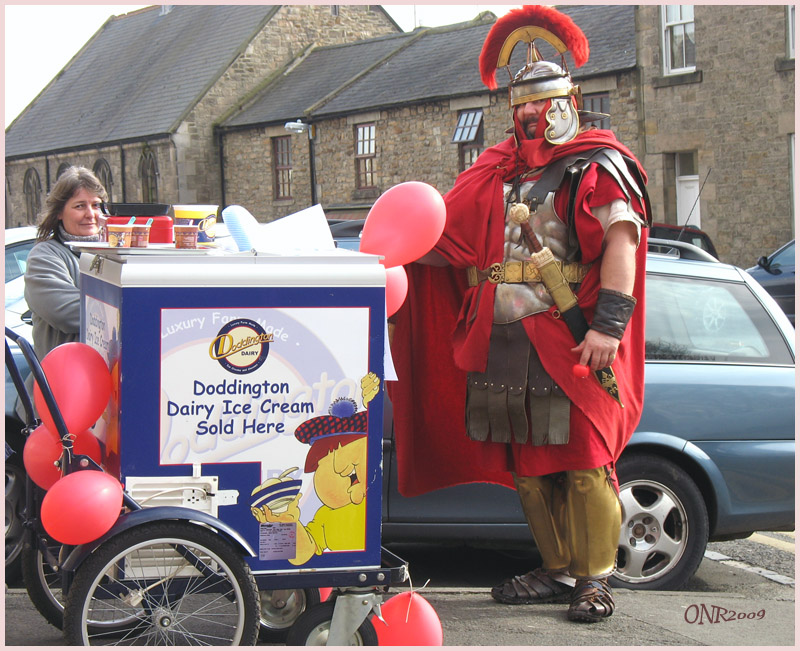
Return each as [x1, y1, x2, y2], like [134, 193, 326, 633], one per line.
[5, 231, 794, 595]
[747, 239, 795, 325]
[649, 222, 718, 259]
[5, 226, 37, 581]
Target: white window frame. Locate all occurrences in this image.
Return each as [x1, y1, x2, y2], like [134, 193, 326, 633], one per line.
[662, 5, 696, 75]
[788, 5, 795, 60]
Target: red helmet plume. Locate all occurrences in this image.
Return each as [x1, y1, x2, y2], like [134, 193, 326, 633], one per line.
[479, 5, 589, 90]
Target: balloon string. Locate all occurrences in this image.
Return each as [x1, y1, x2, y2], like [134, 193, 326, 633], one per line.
[404, 577, 431, 623]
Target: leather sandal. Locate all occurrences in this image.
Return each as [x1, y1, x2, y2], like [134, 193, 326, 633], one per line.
[491, 568, 573, 605]
[567, 578, 615, 622]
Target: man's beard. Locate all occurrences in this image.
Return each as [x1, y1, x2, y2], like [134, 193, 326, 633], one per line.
[522, 119, 538, 139]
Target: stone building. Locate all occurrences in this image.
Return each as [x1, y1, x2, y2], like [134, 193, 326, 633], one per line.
[4, 4, 400, 226]
[6, 5, 794, 266]
[636, 5, 795, 263]
[219, 5, 642, 223]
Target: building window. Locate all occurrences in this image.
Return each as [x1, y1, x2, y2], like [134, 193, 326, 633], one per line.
[662, 5, 695, 74]
[355, 123, 376, 189]
[138, 149, 159, 203]
[788, 5, 795, 59]
[330, 5, 339, 17]
[273, 136, 293, 200]
[93, 159, 113, 202]
[56, 163, 72, 179]
[23, 168, 42, 224]
[452, 109, 483, 172]
[582, 94, 611, 130]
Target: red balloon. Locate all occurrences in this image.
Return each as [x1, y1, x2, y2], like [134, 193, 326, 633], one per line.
[572, 364, 590, 378]
[41, 470, 122, 545]
[33, 343, 112, 435]
[385, 265, 408, 317]
[372, 592, 443, 646]
[23, 426, 104, 490]
[360, 182, 446, 268]
[23, 425, 63, 489]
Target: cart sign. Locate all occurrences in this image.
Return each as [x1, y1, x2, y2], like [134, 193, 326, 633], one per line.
[80, 251, 386, 573]
[161, 307, 376, 564]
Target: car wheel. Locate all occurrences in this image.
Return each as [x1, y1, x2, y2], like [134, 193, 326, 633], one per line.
[611, 453, 709, 591]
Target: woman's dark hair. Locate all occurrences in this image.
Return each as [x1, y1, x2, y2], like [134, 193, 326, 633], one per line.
[36, 166, 108, 242]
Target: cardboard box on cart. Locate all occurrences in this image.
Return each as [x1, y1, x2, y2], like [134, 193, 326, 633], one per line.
[78, 247, 387, 576]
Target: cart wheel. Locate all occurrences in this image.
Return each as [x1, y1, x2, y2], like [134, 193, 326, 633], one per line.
[285, 600, 378, 646]
[62, 521, 260, 646]
[258, 587, 320, 642]
[21, 541, 65, 629]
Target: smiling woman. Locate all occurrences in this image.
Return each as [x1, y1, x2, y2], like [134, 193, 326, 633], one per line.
[23, 166, 107, 359]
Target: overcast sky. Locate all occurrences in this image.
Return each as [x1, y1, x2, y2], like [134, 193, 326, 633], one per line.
[4, 4, 520, 128]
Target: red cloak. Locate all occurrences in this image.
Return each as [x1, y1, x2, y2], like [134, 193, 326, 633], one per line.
[388, 127, 650, 497]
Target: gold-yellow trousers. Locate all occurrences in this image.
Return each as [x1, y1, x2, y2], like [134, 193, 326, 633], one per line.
[514, 467, 621, 579]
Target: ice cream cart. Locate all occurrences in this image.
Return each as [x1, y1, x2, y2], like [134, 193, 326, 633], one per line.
[70, 244, 407, 644]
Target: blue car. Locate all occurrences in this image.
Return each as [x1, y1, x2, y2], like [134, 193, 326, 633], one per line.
[747, 239, 795, 325]
[380, 239, 795, 590]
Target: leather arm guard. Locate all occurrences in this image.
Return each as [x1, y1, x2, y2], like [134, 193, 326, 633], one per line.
[590, 289, 637, 340]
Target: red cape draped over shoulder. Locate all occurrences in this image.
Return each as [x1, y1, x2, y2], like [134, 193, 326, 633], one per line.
[388, 129, 650, 497]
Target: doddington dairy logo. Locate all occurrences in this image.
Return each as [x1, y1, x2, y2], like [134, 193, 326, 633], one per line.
[210, 318, 273, 375]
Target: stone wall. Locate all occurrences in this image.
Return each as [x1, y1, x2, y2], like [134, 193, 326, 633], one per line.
[5, 139, 175, 226]
[176, 5, 399, 207]
[637, 5, 794, 265]
[221, 70, 641, 224]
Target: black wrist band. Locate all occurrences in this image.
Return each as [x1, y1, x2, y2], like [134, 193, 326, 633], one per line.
[590, 289, 637, 340]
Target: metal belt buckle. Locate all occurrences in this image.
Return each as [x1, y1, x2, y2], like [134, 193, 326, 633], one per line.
[488, 263, 504, 284]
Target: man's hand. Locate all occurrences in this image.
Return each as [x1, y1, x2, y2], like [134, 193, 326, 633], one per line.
[571, 329, 620, 371]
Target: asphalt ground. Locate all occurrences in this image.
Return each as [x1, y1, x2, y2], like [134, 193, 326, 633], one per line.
[5, 549, 795, 647]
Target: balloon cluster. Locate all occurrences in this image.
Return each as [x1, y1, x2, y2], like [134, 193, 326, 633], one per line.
[23, 342, 123, 545]
[359, 182, 446, 317]
[371, 591, 443, 646]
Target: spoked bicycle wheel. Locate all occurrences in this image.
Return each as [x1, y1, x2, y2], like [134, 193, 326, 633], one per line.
[21, 541, 66, 629]
[62, 521, 260, 645]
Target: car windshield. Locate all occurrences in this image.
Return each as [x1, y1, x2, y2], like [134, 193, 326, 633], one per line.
[769, 241, 794, 268]
[645, 273, 793, 364]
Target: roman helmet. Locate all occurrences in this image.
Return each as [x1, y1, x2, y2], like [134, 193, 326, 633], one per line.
[478, 5, 607, 144]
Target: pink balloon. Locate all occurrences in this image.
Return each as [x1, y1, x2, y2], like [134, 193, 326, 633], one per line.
[385, 265, 408, 317]
[360, 182, 446, 268]
[33, 343, 112, 435]
[23, 426, 104, 490]
[41, 470, 122, 545]
[372, 592, 443, 646]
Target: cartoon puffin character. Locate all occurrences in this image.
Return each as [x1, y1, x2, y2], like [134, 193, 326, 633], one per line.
[252, 397, 370, 565]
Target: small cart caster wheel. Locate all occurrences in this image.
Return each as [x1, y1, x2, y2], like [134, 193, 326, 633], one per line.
[258, 587, 321, 642]
[285, 600, 378, 646]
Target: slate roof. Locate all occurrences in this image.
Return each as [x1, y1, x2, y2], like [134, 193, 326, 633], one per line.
[5, 5, 279, 158]
[223, 31, 417, 129]
[222, 5, 636, 127]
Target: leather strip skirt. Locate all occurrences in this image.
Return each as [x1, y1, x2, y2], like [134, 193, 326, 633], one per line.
[466, 321, 570, 446]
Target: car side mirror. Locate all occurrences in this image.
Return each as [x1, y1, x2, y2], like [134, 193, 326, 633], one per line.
[757, 256, 770, 270]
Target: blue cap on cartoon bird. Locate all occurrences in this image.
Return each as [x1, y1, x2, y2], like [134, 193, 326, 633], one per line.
[294, 398, 368, 473]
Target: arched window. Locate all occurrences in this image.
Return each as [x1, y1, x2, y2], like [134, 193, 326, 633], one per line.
[138, 149, 159, 203]
[23, 168, 42, 224]
[56, 163, 72, 179]
[93, 159, 113, 201]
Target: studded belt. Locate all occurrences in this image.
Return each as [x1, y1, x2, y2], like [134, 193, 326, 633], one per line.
[466, 260, 591, 287]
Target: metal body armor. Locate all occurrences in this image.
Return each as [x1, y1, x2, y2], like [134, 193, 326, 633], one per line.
[494, 180, 575, 324]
